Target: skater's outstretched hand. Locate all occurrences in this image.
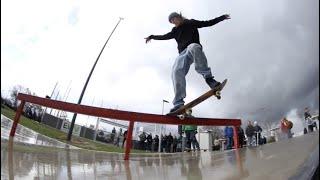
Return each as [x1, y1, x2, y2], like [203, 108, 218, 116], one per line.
[145, 36, 152, 44]
[223, 14, 231, 20]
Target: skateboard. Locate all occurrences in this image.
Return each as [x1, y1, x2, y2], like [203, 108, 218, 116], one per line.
[167, 79, 227, 119]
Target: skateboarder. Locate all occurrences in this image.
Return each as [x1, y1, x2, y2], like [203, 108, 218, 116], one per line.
[145, 12, 230, 112]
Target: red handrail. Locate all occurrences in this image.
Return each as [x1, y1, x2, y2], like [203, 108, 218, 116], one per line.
[9, 93, 242, 160]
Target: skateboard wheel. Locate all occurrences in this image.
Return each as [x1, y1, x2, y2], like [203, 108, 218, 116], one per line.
[217, 96, 221, 100]
[215, 91, 221, 96]
[179, 115, 185, 120]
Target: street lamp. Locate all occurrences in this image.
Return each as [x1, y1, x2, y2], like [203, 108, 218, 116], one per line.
[67, 17, 124, 141]
[158, 99, 169, 152]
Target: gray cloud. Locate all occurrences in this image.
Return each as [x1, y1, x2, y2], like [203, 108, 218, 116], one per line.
[130, 0, 319, 134]
[181, 0, 319, 127]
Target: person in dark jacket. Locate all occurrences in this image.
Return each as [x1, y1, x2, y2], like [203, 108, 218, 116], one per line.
[161, 134, 167, 152]
[245, 121, 255, 147]
[122, 130, 128, 148]
[146, 133, 153, 151]
[145, 12, 231, 113]
[153, 135, 159, 152]
[139, 132, 147, 150]
[253, 121, 263, 145]
[111, 127, 116, 144]
[172, 135, 178, 152]
[224, 126, 234, 149]
[237, 126, 245, 148]
[166, 133, 174, 153]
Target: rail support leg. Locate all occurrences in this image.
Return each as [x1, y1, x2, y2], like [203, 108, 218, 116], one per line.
[124, 121, 134, 160]
[9, 100, 25, 137]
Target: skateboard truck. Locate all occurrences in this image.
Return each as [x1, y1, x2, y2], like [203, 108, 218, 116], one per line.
[215, 91, 221, 99]
[178, 108, 192, 120]
[167, 79, 228, 118]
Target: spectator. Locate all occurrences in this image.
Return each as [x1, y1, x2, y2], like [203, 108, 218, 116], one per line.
[173, 135, 178, 152]
[253, 121, 263, 145]
[280, 117, 293, 139]
[111, 127, 116, 143]
[167, 133, 174, 152]
[139, 132, 147, 150]
[245, 121, 255, 147]
[304, 107, 312, 120]
[305, 108, 314, 132]
[176, 134, 184, 152]
[212, 137, 220, 151]
[178, 124, 183, 136]
[237, 126, 245, 148]
[114, 128, 122, 147]
[122, 130, 128, 148]
[182, 109, 200, 152]
[147, 133, 153, 151]
[224, 126, 234, 149]
[153, 135, 159, 152]
[160, 134, 166, 152]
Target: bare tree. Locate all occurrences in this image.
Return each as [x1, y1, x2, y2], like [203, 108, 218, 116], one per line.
[10, 85, 31, 108]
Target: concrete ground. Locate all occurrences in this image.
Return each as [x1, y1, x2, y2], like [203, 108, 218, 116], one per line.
[1, 115, 319, 180]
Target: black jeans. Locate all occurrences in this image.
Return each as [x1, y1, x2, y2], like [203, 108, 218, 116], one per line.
[185, 131, 200, 150]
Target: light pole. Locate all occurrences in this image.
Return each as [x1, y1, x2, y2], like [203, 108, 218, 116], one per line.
[158, 99, 169, 152]
[67, 17, 124, 141]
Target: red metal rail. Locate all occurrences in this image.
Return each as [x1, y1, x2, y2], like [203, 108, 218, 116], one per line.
[9, 93, 242, 160]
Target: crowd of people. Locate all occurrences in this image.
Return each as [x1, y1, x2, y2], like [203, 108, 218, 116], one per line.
[106, 106, 318, 152]
[138, 132, 180, 152]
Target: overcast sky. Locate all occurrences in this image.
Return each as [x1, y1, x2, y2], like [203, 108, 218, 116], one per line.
[1, 0, 319, 135]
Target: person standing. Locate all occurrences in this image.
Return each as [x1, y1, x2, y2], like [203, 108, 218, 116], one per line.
[237, 126, 245, 148]
[167, 133, 174, 153]
[173, 135, 178, 153]
[122, 130, 128, 148]
[145, 12, 231, 113]
[253, 121, 263, 145]
[111, 127, 116, 143]
[304, 107, 314, 132]
[224, 126, 234, 149]
[182, 109, 200, 151]
[280, 117, 293, 139]
[147, 133, 153, 151]
[139, 132, 147, 150]
[245, 121, 255, 147]
[153, 135, 159, 152]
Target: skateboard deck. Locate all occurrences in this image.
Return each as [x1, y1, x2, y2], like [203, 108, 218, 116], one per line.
[167, 79, 227, 117]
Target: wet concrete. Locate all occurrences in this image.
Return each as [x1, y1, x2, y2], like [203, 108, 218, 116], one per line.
[1, 114, 319, 180]
[1, 115, 79, 149]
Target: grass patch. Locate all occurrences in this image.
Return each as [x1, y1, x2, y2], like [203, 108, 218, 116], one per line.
[1, 105, 145, 153]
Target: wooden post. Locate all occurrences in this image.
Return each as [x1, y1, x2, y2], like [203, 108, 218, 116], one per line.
[124, 121, 134, 160]
[9, 100, 25, 137]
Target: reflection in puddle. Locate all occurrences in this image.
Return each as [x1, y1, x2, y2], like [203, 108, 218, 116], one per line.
[1, 115, 79, 149]
[1, 115, 318, 179]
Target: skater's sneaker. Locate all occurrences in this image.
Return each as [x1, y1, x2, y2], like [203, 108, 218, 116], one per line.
[205, 77, 221, 90]
[169, 104, 183, 113]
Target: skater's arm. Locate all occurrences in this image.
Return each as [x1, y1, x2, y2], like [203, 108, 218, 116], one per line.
[145, 29, 175, 43]
[191, 14, 230, 28]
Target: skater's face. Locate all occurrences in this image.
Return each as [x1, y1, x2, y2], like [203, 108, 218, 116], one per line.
[170, 17, 183, 27]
